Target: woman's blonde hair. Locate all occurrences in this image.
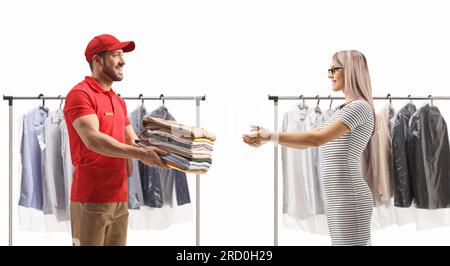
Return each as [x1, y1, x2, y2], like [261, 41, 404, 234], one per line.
[332, 50, 376, 135]
[332, 50, 373, 105]
[332, 50, 375, 134]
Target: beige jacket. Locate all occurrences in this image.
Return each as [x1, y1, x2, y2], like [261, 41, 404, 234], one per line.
[361, 103, 395, 204]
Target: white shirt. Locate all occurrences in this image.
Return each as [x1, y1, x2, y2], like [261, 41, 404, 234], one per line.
[60, 118, 73, 221]
[282, 104, 326, 219]
[41, 109, 68, 221]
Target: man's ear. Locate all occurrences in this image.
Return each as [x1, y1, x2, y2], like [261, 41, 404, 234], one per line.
[92, 54, 103, 67]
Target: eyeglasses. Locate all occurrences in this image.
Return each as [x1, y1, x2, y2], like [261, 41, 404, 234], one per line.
[328, 67, 343, 75]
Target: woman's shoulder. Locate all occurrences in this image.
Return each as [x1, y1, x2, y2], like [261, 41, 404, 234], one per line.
[342, 100, 374, 121]
[346, 99, 372, 111]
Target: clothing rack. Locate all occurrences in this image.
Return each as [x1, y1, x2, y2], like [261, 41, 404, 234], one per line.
[3, 94, 206, 246]
[267, 94, 450, 246]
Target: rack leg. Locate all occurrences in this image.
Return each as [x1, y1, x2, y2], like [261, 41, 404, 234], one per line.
[195, 97, 201, 246]
[8, 99, 13, 246]
[273, 100, 278, 246]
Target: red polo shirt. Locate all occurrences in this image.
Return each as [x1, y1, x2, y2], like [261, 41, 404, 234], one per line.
[64, 76, 131, 202]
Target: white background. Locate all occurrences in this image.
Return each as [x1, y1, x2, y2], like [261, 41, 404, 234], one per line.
[1, 0, 450, 246]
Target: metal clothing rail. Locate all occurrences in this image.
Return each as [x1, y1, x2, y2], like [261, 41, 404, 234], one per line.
[3, 94, 206, 246]
[268, 94, 450, 101]
[267, 94, 450, 246]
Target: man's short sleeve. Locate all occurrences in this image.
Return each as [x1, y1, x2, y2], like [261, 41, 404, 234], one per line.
[64, 90, 96, 124]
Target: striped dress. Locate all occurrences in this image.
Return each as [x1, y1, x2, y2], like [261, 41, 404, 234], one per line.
[320, 100, 375, 246]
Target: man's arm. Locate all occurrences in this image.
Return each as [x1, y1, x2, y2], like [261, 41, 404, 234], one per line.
[125, 124, 139, 146]
[124, 124, 140, 176]
[72, 114, 167, 167]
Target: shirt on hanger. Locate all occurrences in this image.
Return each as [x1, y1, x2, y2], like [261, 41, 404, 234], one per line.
[40, 109, 68, 221]
[19, 106, 49, 210]
[59, 119, 73, 221]
[282, 104, 325, 220]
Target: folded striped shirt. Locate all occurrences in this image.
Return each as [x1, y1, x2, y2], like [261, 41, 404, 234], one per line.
[162, 154, 211, 170]
[142, 116, 216, 141]
[141, 130, 214, 150]
[140, 139, 212, 159]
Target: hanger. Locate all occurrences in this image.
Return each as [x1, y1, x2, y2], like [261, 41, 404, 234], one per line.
[298, 95, 306, 109]
[58, 95, 64, 110]
[160, 94, 165, 108]
[387, 93, 392, 105]
[428, 95, 434, 107]
[38, 93, 45, 108]
[315, 95, 321, 113]
[407, 94, 413, 104]
[328, 95, 333, 109]
[138, 93, 145, 109]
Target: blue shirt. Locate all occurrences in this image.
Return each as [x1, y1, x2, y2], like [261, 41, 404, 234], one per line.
[19, 106, 49, 210]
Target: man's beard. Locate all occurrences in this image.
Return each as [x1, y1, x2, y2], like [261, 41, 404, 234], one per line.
[102, 64, 123, 81]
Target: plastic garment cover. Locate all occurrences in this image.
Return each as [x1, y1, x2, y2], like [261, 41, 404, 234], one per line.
[407, 104, 450, 209]
[391, 103, 417, 207]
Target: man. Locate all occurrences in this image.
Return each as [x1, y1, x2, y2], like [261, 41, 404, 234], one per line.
[64, 34, 167, 246]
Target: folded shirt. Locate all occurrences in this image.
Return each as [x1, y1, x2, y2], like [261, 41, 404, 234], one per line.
[165, 161, 207, 174]
[191, 158, 212, 164]
[193, 138, 214, 145]
[162, 154, 189, 166]
[140, 138, 212, 160]
[191, 146, 212, 152]
[162, 153, 211, 168]
[138, 116, 216, 174]
[142, 116, 216, 141]
[162, 154, 210, 173]
[140, 134, 214, 152]
[140, 130, 214, 151]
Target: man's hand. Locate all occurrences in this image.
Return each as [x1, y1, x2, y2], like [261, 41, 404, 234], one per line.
[139, 146, 169, 168]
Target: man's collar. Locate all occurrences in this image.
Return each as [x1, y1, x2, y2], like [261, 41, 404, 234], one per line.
[84, 76, 116, 95]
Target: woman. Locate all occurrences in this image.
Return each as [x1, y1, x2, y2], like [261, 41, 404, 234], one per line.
[243, 50, 375, 246]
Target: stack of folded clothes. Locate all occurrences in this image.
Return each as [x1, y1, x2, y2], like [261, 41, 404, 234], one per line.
[138, 116, 216, 174]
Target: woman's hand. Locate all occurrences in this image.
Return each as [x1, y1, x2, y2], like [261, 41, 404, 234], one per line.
[242, 125, 276, 148]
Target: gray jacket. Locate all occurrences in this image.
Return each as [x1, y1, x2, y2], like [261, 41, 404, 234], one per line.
[391, 103, 417, 207]
[127, 106, 150, 209]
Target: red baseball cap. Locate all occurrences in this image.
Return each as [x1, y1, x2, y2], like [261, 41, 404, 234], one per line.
[85, 34, 135, 62]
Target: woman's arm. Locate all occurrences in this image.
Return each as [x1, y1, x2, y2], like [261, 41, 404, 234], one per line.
[243, 120, 351, 149]
[278, 120, 350, 148]
[278, 127, 321, 149]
